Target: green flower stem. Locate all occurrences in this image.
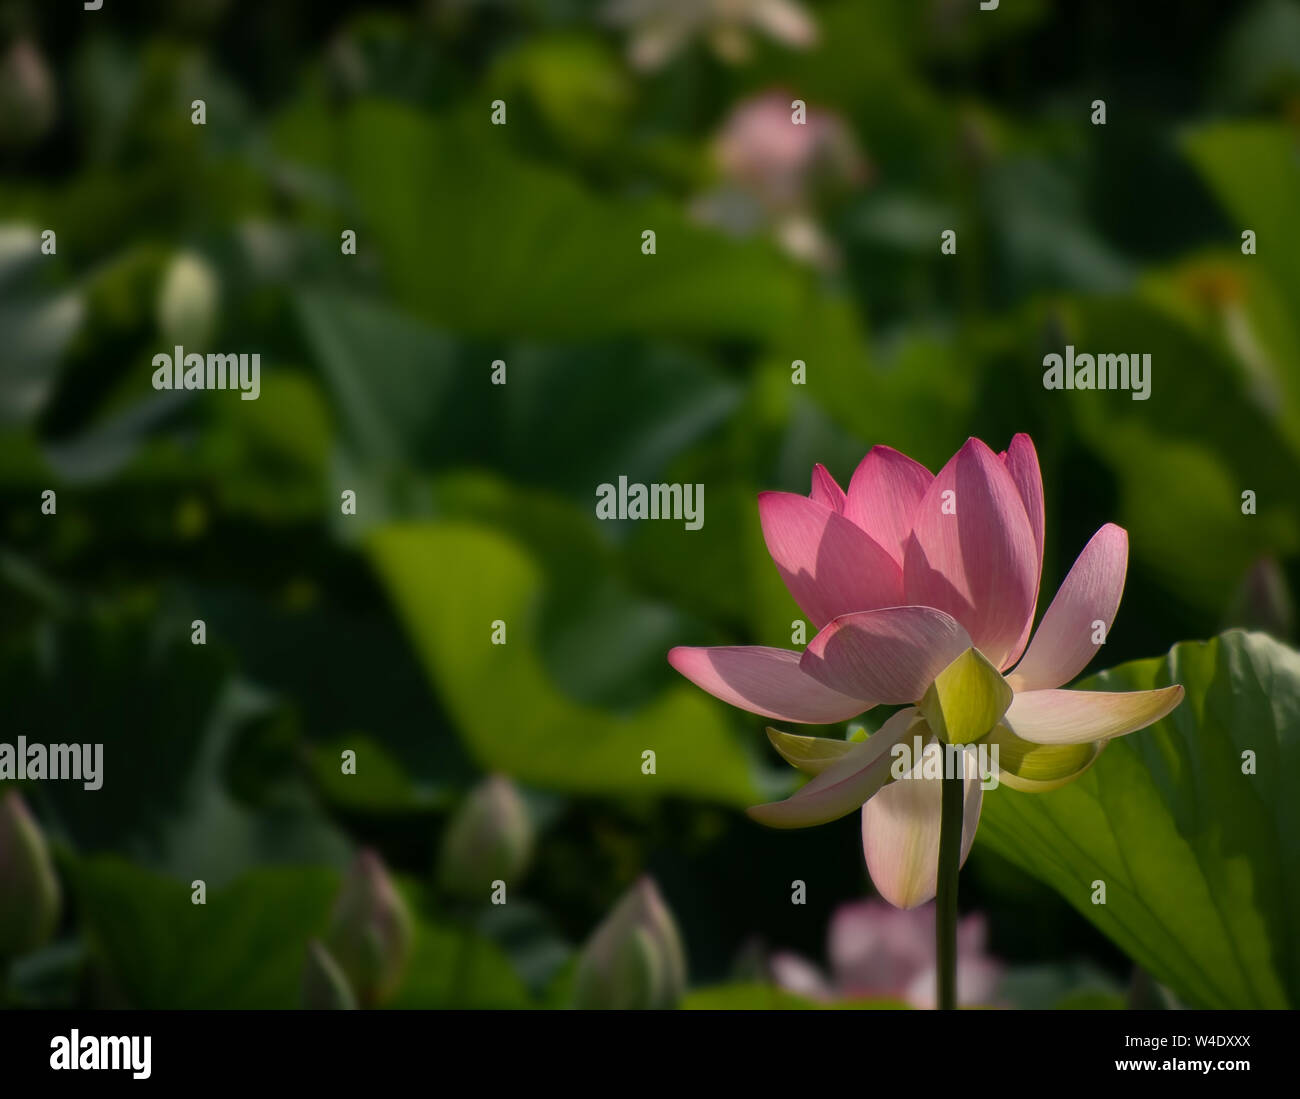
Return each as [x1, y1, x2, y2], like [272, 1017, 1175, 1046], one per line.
[936, 766, 964, 1011]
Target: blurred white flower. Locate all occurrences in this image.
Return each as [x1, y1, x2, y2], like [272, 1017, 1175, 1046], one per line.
[157, 252, 220, 348]
[604, 0, 817, 71]
[771, 899, 1003, 1009]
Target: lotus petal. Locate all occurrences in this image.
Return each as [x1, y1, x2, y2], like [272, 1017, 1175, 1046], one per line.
[902, 438, 1038, 670]
[1003, 685, 1185, 745]
[983, 723, 1104, 792]
[1010, 524, 1128, 691]
[844, 446, 933, 565]
[800, 606, 972, 704]
[766, 727, 858, 776]
[759, 491, 902, 629]
[809, 463, 847, 512]
[668, 645, 872, 723]
[747, 708, 919, 829]
[861, 736, 983, 908]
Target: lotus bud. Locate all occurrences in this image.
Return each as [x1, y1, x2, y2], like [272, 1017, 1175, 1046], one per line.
[0, 790, 61, 959]
[300, 939, 357, 1010]
[1225, 556, 1294, 640]
[437, 775, 533, 901]
[324, 850, 413, 1006]
[573, 876, 687, 1010]
[156, 251, 219, 348]
[324, 32, 368, 100]
[0, 38, 55, 148]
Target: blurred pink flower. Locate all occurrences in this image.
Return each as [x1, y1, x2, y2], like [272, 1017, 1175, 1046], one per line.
[715, 91, 868, 212]
[604, 0, 817, 71]
[694, 90, 868, 266]
[669, 435, 1184, 906]
[0, 37, 56, 147]
[771, 899, 1002, 1009]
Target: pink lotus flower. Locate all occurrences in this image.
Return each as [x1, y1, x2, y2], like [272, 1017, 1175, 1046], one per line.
[771, 899, 1001, 1009]
[692, 90, 869, 268]
[669, 435, 1184, 908]
[713, 91, 868, 216]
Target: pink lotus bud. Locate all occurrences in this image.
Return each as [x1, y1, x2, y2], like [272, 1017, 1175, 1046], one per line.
[0, 791, 61, 959]
[0, 38, 55, 148]
[573, 876, 687, 1009]
[300, 939, 358, 1010]
[1226, 556, 1294, 639]
[437, 775, 533, 901]
[325, 850, 413, 1006]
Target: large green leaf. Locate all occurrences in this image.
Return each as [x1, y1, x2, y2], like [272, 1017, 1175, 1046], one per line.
[979, 630, 1300, 1008]
[187, 579, 475, 815]
[5, 599, 349, 884]
[69, 857, 340, 1009]
[682, 982, 905, 1010]
[295, 289, 741, 501]
[332, 102, 807, 341]
[1184, 122, 1300, 315]
[376, 877, 533, 1009]
[387, 918, 531, 1009]
[1065, 296, 1300, 609]
[406, 472, 720, 713]
[366, 520, 762, 805]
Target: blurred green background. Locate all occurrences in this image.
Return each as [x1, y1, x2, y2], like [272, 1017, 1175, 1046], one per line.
[3, 0, 1299, 1009]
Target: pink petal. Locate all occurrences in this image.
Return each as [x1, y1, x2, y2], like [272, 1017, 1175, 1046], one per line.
[1003, 685, 1185, 745]
[809, 464, 846, 512]
[902, 438, 1039, 670]
[770, 952, 834, 1001]
[861, 737, 983, 909]
[758, 491, 903, 629]
[829, 903, 1002, 1008]
[843, 446, 934, 565]
[956, 910, 990, 956]
[1001, 434, 1045, 667]
[668, 645, 872, 724]
[828, 900, 930, 996]
[1009, 524, 1128, 691]
[1002, 434, 1044, 567]
[747, 708, 917, 828]
[906, 955, 1003, 1010]
[800, 606, 972, 704]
